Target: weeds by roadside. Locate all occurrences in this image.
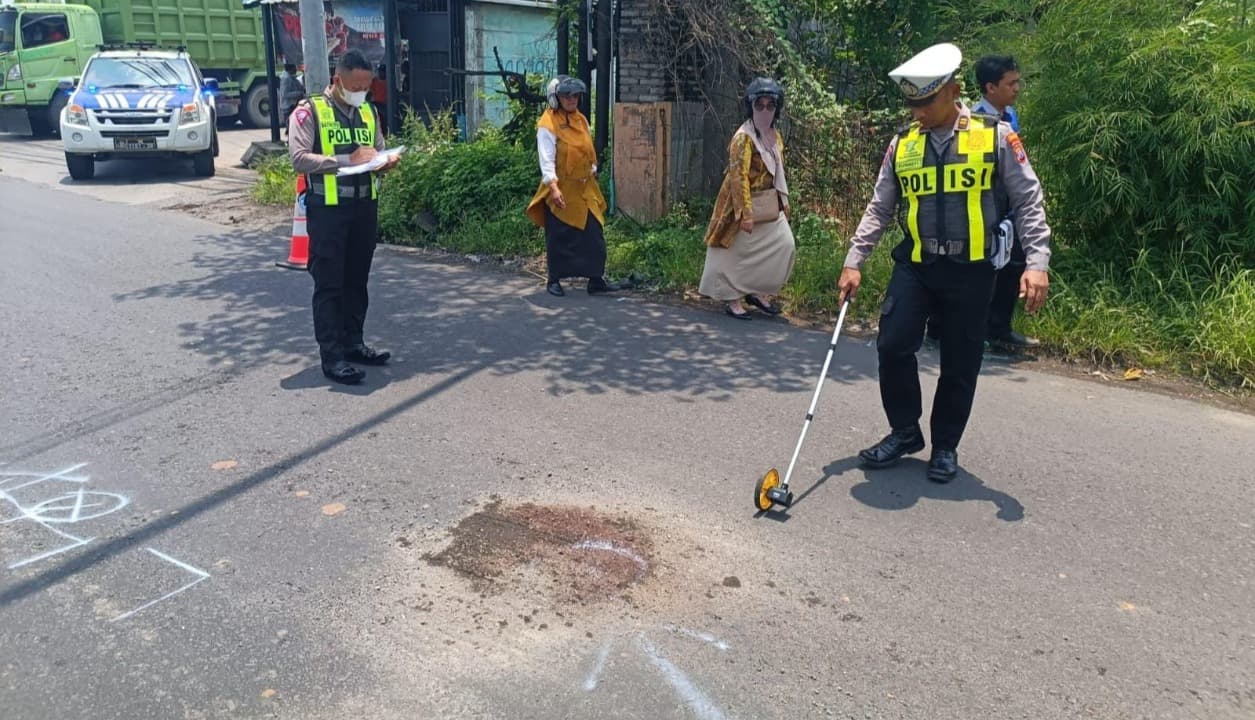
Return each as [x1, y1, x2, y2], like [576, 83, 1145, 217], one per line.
[251, 155, 296, 206]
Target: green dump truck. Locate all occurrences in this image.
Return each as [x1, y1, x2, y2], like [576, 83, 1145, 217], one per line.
[0, 0, 274, 136]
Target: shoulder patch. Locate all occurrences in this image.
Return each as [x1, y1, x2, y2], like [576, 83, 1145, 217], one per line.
[292, 106, 311, 128]
[1007, 131, 1028, 164]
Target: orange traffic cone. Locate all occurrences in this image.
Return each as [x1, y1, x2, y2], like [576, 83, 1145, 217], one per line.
[276, 174, 309, 270]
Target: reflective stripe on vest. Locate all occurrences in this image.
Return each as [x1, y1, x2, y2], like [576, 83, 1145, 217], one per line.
[894, 119, 997, 263]
[309, 95, 378, 206]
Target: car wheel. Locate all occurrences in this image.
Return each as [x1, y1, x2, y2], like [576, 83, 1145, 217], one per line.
[192, 147, 215, 177]
[65, 153, 94, 180]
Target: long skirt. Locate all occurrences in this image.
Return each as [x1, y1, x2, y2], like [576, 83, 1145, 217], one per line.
[699, 214, 796, 301]
[545, 207, 607, 281]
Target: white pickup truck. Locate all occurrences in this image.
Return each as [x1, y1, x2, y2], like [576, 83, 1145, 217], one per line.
[59, 46, 219, 180]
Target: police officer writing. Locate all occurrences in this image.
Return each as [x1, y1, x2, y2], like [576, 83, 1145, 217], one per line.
[288, 49, 401, 385]
[837, 43, 1052, 482]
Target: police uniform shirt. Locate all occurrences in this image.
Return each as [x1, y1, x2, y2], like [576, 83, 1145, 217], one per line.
[843, 103, 1051, 272]
[973, 97, 1020, 133]
[288, 86, 386, 176]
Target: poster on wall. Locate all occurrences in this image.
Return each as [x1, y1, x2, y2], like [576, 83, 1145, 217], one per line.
[273, 1, 386, 67]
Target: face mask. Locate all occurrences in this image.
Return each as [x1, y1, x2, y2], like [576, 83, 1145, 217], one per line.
[339, 87, 368, 107]
[753, 107, 775, 132]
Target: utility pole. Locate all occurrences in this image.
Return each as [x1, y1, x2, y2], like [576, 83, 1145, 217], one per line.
[593, 0, 610, 160]
[261, 2, 281, 142]
[298, 0, 330, 94]
[556, 0, 569, 77]
[576, 0, 590, 117]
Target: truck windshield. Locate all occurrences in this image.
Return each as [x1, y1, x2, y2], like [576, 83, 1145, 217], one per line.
[0, 12, 17, 54]
[83, 57, 196, 90]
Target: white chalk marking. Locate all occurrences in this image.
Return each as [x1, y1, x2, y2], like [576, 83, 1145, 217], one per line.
[637, 635, 728, 720]
[582, 640, 613, 692]
[663, 624, 730, 651]
[110, 548, 210, 623]
[570, 539, 649, 582]
[7, 523, 94, 570]
[27, 491, 129, 524]
[0, 464, 90, 491]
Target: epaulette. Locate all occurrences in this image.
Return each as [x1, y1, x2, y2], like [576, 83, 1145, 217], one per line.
[970, 111, 999, 126]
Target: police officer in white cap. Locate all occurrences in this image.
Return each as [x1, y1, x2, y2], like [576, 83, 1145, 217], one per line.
[837, 43, 1052, 482]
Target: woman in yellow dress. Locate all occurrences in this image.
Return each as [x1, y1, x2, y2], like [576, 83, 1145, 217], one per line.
[700, 77, 796, 319]
[525, 76, 620, 297]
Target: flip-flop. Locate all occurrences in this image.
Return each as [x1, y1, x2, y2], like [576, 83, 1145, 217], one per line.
[725, 305, 752, 320]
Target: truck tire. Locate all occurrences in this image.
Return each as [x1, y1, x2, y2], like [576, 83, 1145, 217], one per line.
[47, 92, 70, 137]
[28, 109, 52, 138]
[65, 153, 94, 180]
[192, 147, 215, 177]
[241, 83, 273, 129]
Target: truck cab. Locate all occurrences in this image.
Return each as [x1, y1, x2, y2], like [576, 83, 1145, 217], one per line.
[60, 46, 218, 180]
[0, 2, 102, 135]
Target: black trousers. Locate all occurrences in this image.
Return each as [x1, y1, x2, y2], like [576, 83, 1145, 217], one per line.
[877, 259, 997, 451]
[927, 239, 1025, 340]
[306, 198, 378, 367]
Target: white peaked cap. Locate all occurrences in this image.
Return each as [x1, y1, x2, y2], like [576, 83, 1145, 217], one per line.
[889, 43, 963, 101]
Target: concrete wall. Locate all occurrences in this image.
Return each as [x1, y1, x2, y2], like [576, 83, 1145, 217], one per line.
[463, 0, 557, 135]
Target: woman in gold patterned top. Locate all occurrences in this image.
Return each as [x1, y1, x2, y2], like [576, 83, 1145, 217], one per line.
[699, 77, 797, 319]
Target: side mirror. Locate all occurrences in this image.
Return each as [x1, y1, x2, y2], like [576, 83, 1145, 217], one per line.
[202, 77, 219, 92]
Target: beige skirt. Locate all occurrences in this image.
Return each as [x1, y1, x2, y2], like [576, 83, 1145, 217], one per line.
[699, 214, 797, 301]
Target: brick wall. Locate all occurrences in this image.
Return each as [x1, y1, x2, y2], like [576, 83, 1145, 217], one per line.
[616, 0, 670, 102]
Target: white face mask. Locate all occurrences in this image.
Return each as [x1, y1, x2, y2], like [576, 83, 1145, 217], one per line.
[339, 87, 368, 107]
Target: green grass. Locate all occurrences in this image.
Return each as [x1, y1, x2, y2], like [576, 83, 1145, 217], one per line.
[251, 155, 296, 206]
[1023, 250, 1255, 388]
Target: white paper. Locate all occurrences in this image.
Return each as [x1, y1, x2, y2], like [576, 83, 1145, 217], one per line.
[337, 145, 406, 177]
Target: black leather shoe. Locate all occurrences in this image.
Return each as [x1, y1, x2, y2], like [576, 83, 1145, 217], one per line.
[547, 281, 565, 297]
[345, 344, 390, 366]
[322, 361, 365, 385]
[858, 426, 926, 468]
[989, 330, 1040, 348]
[745, 295, 782, 315]
[587, 277, 621, 295]
[927, 448, 959, 483]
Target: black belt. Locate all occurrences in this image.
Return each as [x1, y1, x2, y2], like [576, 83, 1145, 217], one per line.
[920, 239, 967, 256]
[308, 184, 373, 199]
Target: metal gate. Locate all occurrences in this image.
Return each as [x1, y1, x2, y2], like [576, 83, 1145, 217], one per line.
[403, 0, 464, 119]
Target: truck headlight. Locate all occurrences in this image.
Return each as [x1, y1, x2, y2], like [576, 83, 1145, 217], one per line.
[6, 64, 20, 82]
[180, 103, 201, 124]
[65, 104, 89, 126]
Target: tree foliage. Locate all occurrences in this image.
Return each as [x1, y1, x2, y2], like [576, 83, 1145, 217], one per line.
[1022, 0, 1255, 265]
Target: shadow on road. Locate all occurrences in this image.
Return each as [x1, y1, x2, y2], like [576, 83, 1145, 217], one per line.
[846, 457, 1025, 521]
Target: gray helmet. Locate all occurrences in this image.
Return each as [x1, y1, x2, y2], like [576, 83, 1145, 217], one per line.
[743, 77, 785, 119]
[547, 75, 588, 109]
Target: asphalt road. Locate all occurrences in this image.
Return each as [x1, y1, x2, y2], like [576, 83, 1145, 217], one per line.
[0, 156, 1252, 720]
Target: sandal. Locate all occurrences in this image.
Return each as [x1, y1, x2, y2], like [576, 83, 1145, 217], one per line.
[725, 304, 752, 320]
[746, 295, 782, 315]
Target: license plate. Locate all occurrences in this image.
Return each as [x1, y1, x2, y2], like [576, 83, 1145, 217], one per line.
[113, 137, 158, 151]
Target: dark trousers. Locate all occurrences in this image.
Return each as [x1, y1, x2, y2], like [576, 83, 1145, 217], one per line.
[986, 239, 1026, 338]
[306, 198, 378, 367]
[927, 239, 1025, 340]
[877, 260, 997, 451]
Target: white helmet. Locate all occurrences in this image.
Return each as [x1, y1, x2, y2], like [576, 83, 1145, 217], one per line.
[546, 75, 587, 109]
